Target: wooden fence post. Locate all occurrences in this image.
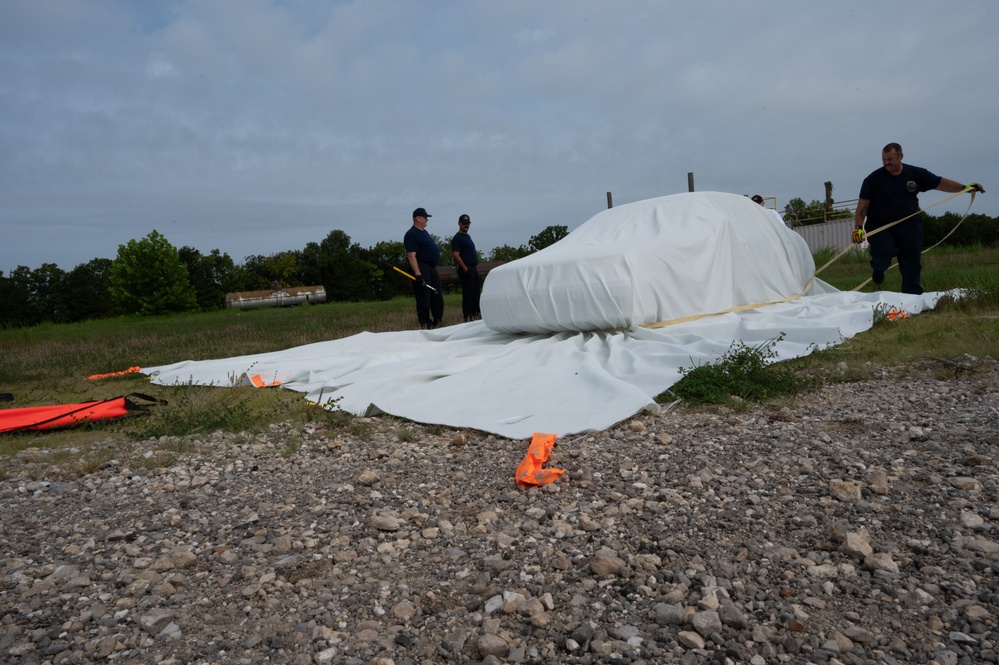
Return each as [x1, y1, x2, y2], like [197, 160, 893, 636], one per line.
[687, 172, 695, 192]
[606, 192, 613, 209]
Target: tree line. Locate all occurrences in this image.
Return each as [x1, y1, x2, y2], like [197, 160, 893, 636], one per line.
[0, 225, 569, 328]
[4, 205, 995, 329]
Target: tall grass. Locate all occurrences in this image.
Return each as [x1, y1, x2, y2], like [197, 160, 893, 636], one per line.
[0, 295, 464, 385]
[791, 246, 999, 374]
[0, 295, 463, 478]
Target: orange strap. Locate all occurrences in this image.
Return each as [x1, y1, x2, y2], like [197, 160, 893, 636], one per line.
[515, 432, 566, 487]
[86, 366, 142, 381]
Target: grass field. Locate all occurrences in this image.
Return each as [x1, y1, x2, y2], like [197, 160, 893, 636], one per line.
[2, 247, 997, 478]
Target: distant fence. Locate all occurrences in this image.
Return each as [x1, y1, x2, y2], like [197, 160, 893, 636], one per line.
[792, 218, 858, 254]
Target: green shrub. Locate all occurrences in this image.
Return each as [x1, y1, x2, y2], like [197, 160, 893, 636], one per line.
[664, 335, 814, 405]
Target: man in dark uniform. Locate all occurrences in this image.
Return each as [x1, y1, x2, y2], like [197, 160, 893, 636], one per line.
[451, 213, 481, 321]
[853, 143, 984, 294]
[404, 207, 444, 328]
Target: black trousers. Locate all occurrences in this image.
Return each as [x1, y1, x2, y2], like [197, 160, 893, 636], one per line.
[868, 219, 924, 295]
[459, 265, 481, 319]
[414, 262, 444, 328]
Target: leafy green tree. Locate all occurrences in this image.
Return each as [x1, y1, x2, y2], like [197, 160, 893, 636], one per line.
[784, 189, 852, 226]
[528, 225, 570, 252]
[27, 263, 68, 323]
[783, 197, 809, 224]
[431, 233, 453, 266]
[179, 247, 245, 310]
[359, 240, 411, 298]
[298, 230, 381, 302]
[488, 244, 531, 263]
[109, 230, 199, 315]
[63, 258, 115, 322]
[242, 250, 302, 291]
[0, 267, 40, 327]
[924, 212, 999, 248]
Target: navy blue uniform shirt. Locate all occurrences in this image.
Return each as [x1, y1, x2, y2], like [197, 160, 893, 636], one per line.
[404, 226, 441, 265]
[859, 164, 942, 229]
[451, 233, 478, 267]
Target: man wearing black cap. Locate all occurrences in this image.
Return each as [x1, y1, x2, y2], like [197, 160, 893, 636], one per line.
[404, 207, 444, 329]
[451, 213, 481, 321]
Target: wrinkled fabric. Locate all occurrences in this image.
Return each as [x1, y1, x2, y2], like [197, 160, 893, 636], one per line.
[143, 289, 949, 440]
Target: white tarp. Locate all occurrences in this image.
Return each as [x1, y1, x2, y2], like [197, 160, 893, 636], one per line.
[143, 192, 951, 440]
[481, 192, 818, 333]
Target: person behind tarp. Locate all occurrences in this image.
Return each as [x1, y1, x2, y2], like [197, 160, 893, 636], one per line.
[750, 194, 789, 228]
[405, 207, 444, 329]
[853, 142, 985, 295]
[451, 213, 481, 322]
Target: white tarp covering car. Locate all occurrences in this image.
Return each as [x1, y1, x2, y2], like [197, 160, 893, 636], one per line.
[144, 192, 951, 439]
[481, 192, 823, 333]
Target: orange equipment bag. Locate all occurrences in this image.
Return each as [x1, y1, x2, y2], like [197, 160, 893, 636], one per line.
[515, 432, 566, 487]
[0, 393, 164, 434]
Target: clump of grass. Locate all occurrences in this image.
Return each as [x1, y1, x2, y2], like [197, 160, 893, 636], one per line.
[279, 435, 301, 457]
[663, 335, 815, 405]
[348, 421, 374, 438]
[126, 386, 256, 439]
[871, 303, 893, 326]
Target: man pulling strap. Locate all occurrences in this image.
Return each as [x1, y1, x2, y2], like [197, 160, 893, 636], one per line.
[853, 142, 984, 294]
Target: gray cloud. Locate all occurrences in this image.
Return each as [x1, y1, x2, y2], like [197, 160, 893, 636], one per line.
[2, 0, 997, 272]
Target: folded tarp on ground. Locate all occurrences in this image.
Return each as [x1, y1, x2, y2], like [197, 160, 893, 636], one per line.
[143, 292, 950, 438]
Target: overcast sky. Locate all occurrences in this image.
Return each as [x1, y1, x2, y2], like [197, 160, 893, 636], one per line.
[2, 0, 997, 274]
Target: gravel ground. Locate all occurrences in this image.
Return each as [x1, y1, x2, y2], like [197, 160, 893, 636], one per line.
[2, 358, 998, 665]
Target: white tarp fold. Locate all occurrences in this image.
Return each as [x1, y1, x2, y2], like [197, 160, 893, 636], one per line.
[143, 192, 951, 439]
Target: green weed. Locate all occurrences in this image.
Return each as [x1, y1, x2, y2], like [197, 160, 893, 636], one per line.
[663, 335, 816, 405]
[127, 386, 256, 439]
[348, 421, 374, 438]
[279, 436, 301, 457]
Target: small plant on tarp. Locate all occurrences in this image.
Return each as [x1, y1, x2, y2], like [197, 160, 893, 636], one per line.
[665, 334, 814, 405]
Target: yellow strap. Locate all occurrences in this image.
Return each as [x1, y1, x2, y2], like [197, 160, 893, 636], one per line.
[642, 290, 807, 330]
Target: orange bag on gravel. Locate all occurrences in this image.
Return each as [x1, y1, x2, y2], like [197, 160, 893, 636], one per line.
[515, 432, 566, 487]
